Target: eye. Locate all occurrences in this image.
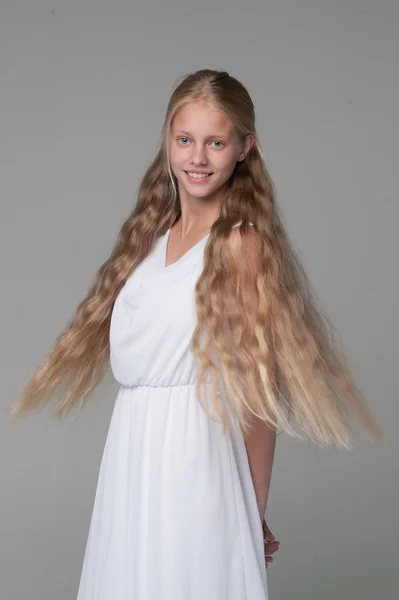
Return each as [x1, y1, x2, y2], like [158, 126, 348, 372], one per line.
[177, 137, 190, 145]
[211, 140, 225, 148]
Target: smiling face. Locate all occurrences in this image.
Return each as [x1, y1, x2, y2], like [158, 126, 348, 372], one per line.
[169, 101, 253, 202]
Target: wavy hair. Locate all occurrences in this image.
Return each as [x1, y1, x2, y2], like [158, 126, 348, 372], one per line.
[10, 69, 386, 449]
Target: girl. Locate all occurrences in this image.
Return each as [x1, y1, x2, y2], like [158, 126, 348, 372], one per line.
[10, 69, 386, 600]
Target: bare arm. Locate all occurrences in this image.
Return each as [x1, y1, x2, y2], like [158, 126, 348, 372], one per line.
[244, 415, 276, 522]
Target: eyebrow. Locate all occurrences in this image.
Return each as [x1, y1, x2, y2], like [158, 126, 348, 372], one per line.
[175, 130, 228, 139]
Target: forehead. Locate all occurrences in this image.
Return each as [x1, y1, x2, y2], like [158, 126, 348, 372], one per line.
[171, 101, 234, 136]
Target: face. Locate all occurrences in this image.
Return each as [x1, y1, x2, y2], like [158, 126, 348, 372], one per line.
[169, 101, 254, 201]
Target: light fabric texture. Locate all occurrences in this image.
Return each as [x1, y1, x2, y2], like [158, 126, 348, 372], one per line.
[76, 224, 268, 599]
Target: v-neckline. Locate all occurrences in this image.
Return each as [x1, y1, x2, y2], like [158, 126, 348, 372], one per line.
[162, 227, 210, 270]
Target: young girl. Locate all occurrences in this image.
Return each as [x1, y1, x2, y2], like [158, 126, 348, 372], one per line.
[10, 69, 386, 600]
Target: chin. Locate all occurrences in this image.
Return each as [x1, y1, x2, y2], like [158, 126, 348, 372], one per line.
[185, 185, 218, 199]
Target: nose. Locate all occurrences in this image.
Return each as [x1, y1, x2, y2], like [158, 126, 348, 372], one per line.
[190, 144, 208, 166]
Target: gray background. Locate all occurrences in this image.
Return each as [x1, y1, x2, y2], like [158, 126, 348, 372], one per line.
[1, 1, 398, 598]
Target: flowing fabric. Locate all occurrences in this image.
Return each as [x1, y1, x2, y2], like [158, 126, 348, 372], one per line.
[76, 224, 268, 599]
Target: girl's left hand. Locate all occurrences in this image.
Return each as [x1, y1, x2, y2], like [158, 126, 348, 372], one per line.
[262, 521, 280, 568]
[264, 531, 280, 567]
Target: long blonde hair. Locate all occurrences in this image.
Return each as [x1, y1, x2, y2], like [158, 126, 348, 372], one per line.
[10, 69, 386, 449]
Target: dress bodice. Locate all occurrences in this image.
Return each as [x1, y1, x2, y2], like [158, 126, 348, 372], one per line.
[109, 228, 210, 388]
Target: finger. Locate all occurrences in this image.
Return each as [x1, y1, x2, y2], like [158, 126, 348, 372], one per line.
[264, 541, 280, 555]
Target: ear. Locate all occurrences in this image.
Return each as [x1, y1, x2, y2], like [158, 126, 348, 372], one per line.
[237, 134, 255, 162]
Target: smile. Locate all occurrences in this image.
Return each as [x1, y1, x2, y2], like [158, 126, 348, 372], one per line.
[184, 171, 213, 182]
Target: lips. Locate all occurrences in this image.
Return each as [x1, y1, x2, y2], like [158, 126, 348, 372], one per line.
[184, 171, 213, 175]
[184, 171, 214, 182]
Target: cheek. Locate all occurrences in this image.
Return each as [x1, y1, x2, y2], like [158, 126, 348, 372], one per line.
[170, 147, 187, 169]
[215, 152, 238, 173]
[168, 152, 182, 178]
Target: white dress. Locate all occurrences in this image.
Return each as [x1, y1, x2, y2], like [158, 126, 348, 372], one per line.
[76, 224, 269, 600]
